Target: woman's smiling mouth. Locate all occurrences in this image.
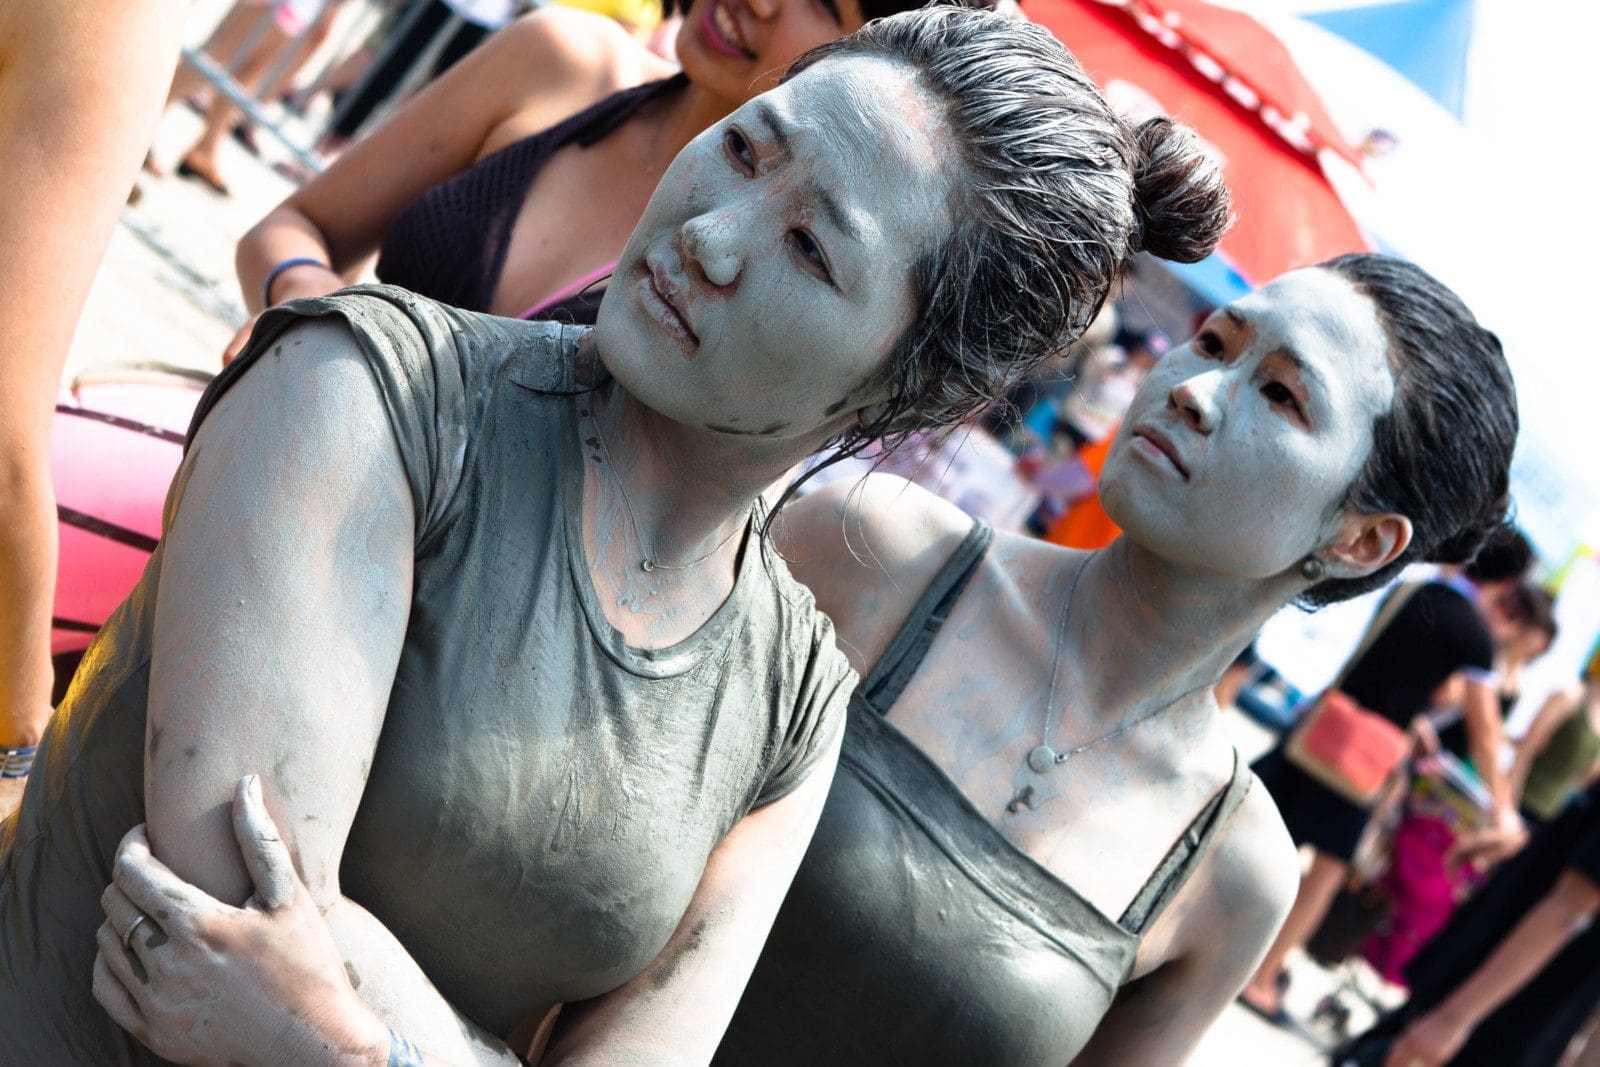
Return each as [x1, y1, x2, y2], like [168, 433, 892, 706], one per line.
[701, 0, 755, 59]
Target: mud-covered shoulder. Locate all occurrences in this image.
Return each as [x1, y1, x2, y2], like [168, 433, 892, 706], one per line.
[773, 473, 977, 676]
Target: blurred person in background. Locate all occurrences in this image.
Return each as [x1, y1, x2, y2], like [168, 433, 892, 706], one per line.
[0, 0, 186, 818]
[1421, 580, 1558, 767]
[151, 0, 346, 194]
[983, 300, 1121, 450]
[1334, 779, 1600, 1067]
[1241, 529, 1535, 1022]
[221, 0, 996, 361]
[319, 0, 518, 152]
[1358, 581, 1559, 986]
[1058, 326, 1169, 452]
[1513, 649, 1600, 830]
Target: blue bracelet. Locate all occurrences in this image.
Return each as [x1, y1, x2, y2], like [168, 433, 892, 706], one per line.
[261, 256, 329, 308]
[1, 745, 36, 779]
[387, 1028, 424, 1067]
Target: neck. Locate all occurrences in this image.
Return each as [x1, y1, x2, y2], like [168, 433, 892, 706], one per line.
[647, 80, 742, 166]
[1055, 538, 1301, 736]
[588, 382, 817, 567]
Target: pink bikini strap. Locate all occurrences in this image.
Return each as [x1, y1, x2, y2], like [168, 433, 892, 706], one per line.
[520, 262, 617, 319]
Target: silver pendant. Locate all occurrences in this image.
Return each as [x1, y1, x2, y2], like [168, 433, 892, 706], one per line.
[1026, 744, 1059, 774]
[641, 558, 655, 572]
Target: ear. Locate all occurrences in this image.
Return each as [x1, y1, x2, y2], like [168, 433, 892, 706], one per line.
[1318, 512, 1413, 581]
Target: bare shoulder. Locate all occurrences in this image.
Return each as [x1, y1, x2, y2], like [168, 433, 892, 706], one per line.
[500, 8, 675, 99]
[1192, 780, 1298, 942]
[776, 474, 977, 674]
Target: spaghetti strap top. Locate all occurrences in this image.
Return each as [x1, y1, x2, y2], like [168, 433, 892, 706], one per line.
[375, 73, 687, 320]
[716, 521, 1253, 1064]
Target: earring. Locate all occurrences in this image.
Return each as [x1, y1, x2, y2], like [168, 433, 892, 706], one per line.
[1299, 557, 1326, 582]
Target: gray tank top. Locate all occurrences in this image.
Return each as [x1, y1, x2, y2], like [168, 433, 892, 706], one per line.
[716, 521, 1253, 1064]
[0, 286, 853, 1061]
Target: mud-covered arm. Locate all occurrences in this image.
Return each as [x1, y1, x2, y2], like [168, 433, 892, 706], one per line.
[1071, 788, 1298, 1065]
[543, 726, 844, 1064]
[138, 318, 515, 1065]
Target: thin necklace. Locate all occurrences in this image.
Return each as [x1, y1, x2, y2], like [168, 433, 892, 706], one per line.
[1007, 551, 1208, 814]
[587, 405, 745, 573]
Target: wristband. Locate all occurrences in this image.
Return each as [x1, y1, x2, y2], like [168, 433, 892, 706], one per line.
[387, 1028, 424, 1067]
[1, 745, 37, 779]
[262, 256, 330, 308]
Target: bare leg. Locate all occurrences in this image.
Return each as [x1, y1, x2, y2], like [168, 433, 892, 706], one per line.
[1240, 848, 1348, 1014]
[165, 2, 273, 108]
[270, 2, 343, 102]
[177, 21, 293, 193]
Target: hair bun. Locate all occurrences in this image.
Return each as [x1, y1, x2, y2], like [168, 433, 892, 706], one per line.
[1128, 117, 1231, 264]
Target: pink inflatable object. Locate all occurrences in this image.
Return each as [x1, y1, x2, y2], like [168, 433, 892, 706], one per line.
[50, 370, 208, 655]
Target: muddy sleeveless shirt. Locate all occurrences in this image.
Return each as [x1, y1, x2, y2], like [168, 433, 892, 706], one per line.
[716, 522, 1253, 1065]
[0, 286, 851, 1061]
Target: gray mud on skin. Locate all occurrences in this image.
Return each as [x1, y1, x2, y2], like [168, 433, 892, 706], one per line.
[722, 268, 1409, 1064]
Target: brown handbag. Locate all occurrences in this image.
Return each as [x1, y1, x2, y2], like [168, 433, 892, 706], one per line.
[1285, 584, 1423, 807]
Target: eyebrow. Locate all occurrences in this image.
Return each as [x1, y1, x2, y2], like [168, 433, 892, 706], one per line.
[1224, 307, 1327, 394]
[752, 100, 863, 245]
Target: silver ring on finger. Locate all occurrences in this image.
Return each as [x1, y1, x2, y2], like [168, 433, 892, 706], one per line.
[122, 913, 149, 952]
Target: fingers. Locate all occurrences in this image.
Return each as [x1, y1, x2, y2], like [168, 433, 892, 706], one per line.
[233, 774, 299, 911]
[94, 923, 150, 1029]
[111, 824, 214, 921]
[1447, 829, 1520, 869]
[99, 881, 168, 961]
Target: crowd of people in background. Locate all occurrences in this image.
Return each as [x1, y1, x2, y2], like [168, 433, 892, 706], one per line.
[2, 1, 1598, 1065]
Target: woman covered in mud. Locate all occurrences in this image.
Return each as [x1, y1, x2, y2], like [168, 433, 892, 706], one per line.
[97, 253, 1516, 1065]
[0, 8, 1231, 1063]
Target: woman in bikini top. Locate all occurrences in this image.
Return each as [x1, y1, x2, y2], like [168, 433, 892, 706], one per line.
[223, 0, 996, 357]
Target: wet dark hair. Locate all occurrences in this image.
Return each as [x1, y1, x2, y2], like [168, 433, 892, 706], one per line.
[781, 6, 1230, 487]
[1466, 526, 1534, 585]
[1302, 253, 1519, 608]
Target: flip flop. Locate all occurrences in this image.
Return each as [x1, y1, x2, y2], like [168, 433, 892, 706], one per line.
[176, 159, 229, 197]
[229, 123, 261, 157]
[1236, 989, 1292, 1028]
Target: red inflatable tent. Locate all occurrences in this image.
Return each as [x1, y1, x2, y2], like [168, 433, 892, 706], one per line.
[1025, 0, 1373, 285]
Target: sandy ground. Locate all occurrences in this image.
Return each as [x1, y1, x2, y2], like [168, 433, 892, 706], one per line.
[65, 101, 1388, 1067]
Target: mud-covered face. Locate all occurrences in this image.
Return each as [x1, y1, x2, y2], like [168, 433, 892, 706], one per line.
[675, 0, 867, 104]
[1100, 268, 1397, 579]
[594, 55, 953, 443]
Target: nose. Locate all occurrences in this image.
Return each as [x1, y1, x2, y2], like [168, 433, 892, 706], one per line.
[1167, 369, 1223, 435]
[745, 0, 779, 20]
[681, 207, 745, 289]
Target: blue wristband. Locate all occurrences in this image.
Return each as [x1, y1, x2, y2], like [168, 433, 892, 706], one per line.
[261, 256, 329, 308]
[1, 745, 36, 779]
[387, 1028, 424, 1067]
